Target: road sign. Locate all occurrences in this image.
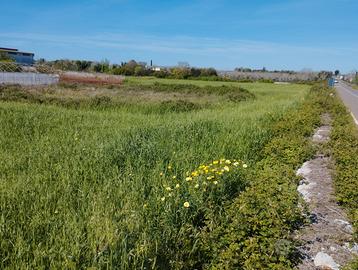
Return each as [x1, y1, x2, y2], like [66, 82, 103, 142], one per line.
[328, 78, 335, 87]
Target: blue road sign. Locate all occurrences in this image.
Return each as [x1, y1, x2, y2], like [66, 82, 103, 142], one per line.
[328, 78, 334, 87]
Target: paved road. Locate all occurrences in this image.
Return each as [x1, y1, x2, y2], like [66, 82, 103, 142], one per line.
[335, 81, 358, 125]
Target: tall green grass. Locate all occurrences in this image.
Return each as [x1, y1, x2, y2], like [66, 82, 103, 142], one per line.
[0, 80, 309, 269]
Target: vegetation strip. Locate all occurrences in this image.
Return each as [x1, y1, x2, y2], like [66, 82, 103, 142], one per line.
[3, 82, 355, 269]
[0, 80, 309, 269]
[199, 85, 324, 269]
[0, 82, 255, 112]
[329, 90, 358, 269]
[292, 85, 358, 270]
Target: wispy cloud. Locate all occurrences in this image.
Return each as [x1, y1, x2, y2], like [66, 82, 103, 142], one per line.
[1, 31, 357, 71]
[1, 32, 356, 56]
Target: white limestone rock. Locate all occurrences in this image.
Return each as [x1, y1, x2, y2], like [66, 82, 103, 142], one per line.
[296, 161, 312, 177]
[313, 252, 340, 270]
[297, 182, 316, 202]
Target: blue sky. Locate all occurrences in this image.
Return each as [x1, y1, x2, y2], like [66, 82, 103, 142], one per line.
[1, 0, 357, 72]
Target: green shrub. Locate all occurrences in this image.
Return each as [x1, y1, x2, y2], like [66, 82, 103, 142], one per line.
[198, 86, 325, 269]
[329, 95, 358, 236]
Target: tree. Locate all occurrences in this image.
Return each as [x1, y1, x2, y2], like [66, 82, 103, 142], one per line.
[0, 52, 13, 62]
[134, 65, 146, 76]
[334, 70, 340, 76]
[75, 60, 92, 72]
[171, 68, 191, 79]
[190, 68, 201, 77]
[317, 71, 333, 80]
[201, 68, 217, 77]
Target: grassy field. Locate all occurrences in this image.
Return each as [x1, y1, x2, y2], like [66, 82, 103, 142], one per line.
[0, 78, 310, 269]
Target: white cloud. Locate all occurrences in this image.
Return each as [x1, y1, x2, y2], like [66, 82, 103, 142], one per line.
[1, 32, 355, 56]
[0, 31, 357, 71]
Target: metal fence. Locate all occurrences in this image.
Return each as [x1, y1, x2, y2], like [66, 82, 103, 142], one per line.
[0, 62, 124, 85]
[0, 72, 59, 86]
[0, 62, 59, 86]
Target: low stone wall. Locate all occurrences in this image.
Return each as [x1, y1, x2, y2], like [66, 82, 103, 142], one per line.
[0, 72, 59, 86]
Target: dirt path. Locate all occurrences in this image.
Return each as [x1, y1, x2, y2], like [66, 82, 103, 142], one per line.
[295, 114, 357, 270]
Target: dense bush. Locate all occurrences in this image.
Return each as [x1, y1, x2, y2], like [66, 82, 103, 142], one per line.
[0, 82, 255, 111]
[308, 84, 358, 269]
[0, 52, 14, 62]
[329, 94, 358, 236]
[198, 89, 323, 269]
[137, 82, 254, 98]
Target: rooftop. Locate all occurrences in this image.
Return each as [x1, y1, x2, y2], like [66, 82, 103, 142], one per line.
[0, 47, 34, 55]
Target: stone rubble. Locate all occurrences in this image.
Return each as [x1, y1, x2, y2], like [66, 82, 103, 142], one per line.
[296, 115, 357, 270]
[314, 252, 340, 270]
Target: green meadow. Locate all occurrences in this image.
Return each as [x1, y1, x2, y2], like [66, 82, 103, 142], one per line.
[0, 79, 310, 269]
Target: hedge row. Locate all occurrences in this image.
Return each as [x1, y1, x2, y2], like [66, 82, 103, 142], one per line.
[196, 86, 325, 269]
[330, 101, 358, 228]
[328, 91, 358, 269]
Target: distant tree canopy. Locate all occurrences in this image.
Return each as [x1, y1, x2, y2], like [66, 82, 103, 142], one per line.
[335, 70, 340, 76]
[40, 58, 219, 79]
[317, 71, 333, 80]
[35, 58, 333, 83]
[354, 73, 358, 84]
[235, 67, 296, 74]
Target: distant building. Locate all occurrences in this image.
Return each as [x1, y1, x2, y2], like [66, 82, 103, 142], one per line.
[0, 47, 35, 65]
[151, 66, 162, 72]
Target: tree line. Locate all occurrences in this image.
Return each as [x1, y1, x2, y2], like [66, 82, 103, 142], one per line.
[37, 59, 218, 79]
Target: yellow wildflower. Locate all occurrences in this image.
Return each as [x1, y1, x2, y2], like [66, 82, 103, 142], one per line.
[207, 176, 215, 180]
[183, 202, 190, 208]
[243, 164, 248, 168]
[233, 162, 239, 167]
[160, 172, 164, 176]
[191, 171, 199, 177]
[168, 165, 172, 170]
[195, 184, 199, 189]
[172, 176, 176, 180]
[225, 160, 231, 164]
[161, 197, 165, 202]
[223, 166, 230, 172]
[175, 184, 180, 189]
[166, 187, 172, 191]
[186, 177, 193, 181]
[213, 160, 219, 165]
[213, 181, 218, 185]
